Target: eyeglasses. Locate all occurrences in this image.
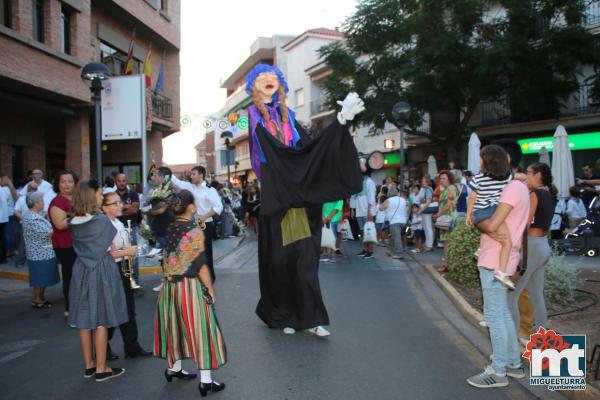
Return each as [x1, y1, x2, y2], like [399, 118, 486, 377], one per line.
[104, 201, 122, 206]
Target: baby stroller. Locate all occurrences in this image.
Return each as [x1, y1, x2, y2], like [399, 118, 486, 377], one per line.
[554, 195, 600, 257]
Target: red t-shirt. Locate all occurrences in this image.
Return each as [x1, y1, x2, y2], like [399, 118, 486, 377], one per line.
[49, 195, 73, 248]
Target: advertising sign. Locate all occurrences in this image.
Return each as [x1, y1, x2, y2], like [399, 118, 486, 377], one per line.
[517, 132, 600, 154]
[101, 75, 146, 140]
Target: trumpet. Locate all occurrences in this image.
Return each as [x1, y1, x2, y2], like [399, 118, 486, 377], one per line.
[123, 220, 141, 290]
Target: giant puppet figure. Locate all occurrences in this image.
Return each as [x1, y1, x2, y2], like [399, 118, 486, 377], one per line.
[246, 64, 364, 337]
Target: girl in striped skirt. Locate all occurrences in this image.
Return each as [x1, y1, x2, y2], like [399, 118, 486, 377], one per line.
[153, 189, 227, 397]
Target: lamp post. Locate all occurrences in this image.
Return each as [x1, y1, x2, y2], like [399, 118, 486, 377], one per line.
[391, 101, 410, 190]
[81, 62, 112, 179]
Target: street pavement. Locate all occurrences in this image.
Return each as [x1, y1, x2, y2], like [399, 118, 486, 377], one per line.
[0, 236, 541, 400]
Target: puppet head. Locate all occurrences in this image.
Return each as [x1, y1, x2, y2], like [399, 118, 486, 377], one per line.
[245, 64, 289, 102]
[246, 64, 291, 126]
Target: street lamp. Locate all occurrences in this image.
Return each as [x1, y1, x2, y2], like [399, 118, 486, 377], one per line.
[391, 101, 410, 190]
[81, 62, 112, 179]
[220, 130, 234, 184]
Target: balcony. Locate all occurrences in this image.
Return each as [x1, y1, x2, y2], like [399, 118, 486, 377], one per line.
[151, 92, 173, 121]
[310, 97, 333, 118]
[479, 83, 600, 127]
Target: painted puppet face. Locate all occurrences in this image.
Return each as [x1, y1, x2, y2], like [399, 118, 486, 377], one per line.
[254, 72, 280, 102]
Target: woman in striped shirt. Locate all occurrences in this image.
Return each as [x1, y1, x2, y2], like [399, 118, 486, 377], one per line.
[466, 145, 515, 289]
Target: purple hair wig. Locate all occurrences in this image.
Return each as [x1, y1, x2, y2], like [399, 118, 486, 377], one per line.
[245, 64, 289, 101]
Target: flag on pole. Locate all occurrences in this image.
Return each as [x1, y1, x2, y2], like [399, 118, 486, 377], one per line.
[155, 59, 165, 93]
[143, 46, 152, 88]
[124, 29, 136, 75]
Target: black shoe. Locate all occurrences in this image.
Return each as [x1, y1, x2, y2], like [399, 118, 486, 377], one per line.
[84, 367, 96, 379]
[198, 381, 225, 397]
[164, 368, 197, 382]
[356, 250, 366, 256]
[363, 252, 374, 259]
[106, 348, 119, 361]
[95, 367, 125, 382]
[125, 347, 152, 358]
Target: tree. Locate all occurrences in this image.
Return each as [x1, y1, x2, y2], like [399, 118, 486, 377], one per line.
[320, 0, 600, 157]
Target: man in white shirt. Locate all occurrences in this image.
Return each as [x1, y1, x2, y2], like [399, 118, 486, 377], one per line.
[171, 165, 223, 281]
[19, 169, 55, 211]
[379, 188, 408, 259]
[355, 160, 377, 259]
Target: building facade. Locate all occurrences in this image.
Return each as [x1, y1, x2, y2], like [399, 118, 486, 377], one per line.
[0, 0, 180, 187]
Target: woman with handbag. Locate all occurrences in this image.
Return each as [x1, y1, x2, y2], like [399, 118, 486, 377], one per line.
[379, 187, 408, 259]
[434, 171, 457, 272]
[418, 177, 437, 251]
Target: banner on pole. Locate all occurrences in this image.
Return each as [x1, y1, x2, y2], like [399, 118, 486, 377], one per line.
[101, 75, 146, 140]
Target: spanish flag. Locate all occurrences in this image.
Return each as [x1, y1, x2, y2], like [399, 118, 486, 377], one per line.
[143, 47, 152, 88]
[124, 30, 136, 75]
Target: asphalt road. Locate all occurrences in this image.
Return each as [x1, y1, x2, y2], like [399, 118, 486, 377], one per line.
[0, 238, 538, 400]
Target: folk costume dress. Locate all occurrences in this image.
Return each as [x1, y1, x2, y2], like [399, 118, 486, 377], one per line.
[248, 101, 362, 330]
[67, 214, 128, 329]
[153, 220, 227, 370]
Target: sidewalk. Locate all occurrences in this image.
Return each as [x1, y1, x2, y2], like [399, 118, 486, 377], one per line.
[0, 234, 245, 285]
[407, 245, 599, 271]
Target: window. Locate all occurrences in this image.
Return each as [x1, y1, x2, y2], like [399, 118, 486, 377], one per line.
[100, 41, 140, 75]
[32, 0, 44, 42]
[1, 0, 12, 28]
[295, 88, 304, 107]
[60, 6, 71, 54]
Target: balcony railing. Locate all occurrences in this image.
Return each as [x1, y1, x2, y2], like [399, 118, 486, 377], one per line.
[151, 92, 173, 121]
[310, 97, 333, 117]
[479, 83, 600, 126]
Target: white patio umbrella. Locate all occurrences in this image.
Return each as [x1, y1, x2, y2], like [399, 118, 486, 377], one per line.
[427, 155, 438, 178]
[538, 146, 550, 166]
[551, 125, 575, 199]
[467, 132, 481, 174]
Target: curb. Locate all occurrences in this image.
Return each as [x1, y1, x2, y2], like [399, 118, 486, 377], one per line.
[0, 235, 249, 282]
[420, 263, 600, 400]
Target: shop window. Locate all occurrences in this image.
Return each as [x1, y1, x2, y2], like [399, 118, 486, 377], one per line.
[1, 0, 12, 28]
[60, 6, 71, 54]
[32, 0, 44, 42]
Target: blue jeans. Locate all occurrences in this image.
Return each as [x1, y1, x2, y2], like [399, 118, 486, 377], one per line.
[473, 205, 497, 225]
[479, 267, 521, 374]
[356, 216, 367, 230]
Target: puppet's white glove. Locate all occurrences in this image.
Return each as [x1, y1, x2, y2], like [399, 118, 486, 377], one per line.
[336, 92, 365, 125]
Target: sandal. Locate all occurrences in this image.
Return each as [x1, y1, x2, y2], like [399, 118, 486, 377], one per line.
[31, 301, 45, 309]
[493, 271, 515, 290]
[435, 265, 449, 273]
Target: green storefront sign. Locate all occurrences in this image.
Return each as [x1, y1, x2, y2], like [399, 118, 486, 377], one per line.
[517, 132, 600, 154]
[384, 153, 402, 166]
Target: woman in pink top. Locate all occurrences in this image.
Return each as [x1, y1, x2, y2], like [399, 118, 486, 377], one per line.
[48, 170, 78, 320]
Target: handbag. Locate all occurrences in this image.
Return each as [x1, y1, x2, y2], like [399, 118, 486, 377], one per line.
[338, 219, 354, 240]
[434, 214, 453, 230]
[321, 224, 336, 249]
[363, 221, 378, 243]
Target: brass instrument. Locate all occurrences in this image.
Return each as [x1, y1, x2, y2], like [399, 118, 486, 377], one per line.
[123, 220, 141, 289]
[194, 213, 207, 231]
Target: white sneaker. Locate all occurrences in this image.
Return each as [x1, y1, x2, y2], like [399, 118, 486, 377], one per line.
[306, 326, 330, 337]
[283, 327, 295, 335]
[479, 320, 488, 328]
[153, 282, 164, 292]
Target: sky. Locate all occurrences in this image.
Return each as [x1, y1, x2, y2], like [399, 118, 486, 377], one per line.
[162, 0, 358, 165]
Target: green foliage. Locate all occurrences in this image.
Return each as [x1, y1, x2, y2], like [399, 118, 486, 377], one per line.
[544, 248, 584, 313]
[320, 0, 600, 153]
[446, 223, 481, 287]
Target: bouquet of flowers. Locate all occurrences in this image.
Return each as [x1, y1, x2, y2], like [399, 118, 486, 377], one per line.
[144, 180, 173, 208]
